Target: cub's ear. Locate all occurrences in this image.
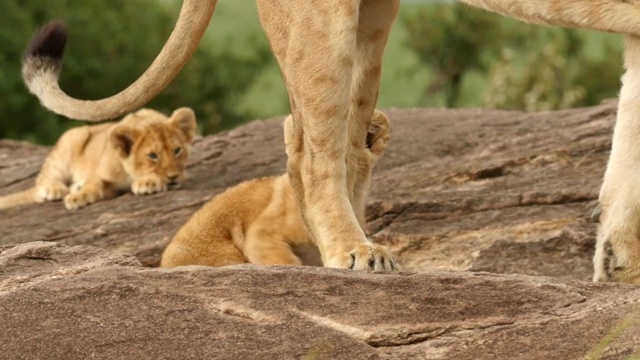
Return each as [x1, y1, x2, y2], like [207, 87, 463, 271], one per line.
[170, 107, 196, 142]
[110, 125, 140, 158]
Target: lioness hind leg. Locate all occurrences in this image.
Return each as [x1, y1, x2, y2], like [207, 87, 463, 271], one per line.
[595, 35, 640, 285]
[353, 110, 391, 229]
[346, 1, 399, 269]
[346, 1, 396, 236]
[257, 0, 398, 271]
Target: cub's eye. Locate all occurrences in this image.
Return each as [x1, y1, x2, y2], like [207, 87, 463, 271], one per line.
[174, 147, 182, 156]
[147, 152, 159, 161]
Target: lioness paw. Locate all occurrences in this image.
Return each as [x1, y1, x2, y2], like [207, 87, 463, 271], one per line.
[325, 243, 398, 271]
[64, 191, 98, 210]
[36, 182, 69, 202]
[594, 225, 640, 285]
[132, 177, 168, 195]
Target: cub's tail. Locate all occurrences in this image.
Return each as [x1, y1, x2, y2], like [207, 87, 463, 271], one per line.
[0, 188, 37, 210]
[460, 0, 640, 36]
[22, 0, 218, 122]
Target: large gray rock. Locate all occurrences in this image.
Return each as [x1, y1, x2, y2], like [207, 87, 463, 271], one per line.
[2, 104, 638, 359]
[0, 104, 612, 279]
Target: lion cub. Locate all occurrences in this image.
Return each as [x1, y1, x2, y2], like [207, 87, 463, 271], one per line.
[160, 110, 390, 268]
[0, 108, 196, 210]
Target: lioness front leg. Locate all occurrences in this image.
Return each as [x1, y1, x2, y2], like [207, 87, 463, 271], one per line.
[594, 35, 640, 285]
[257, 0, 399, 271]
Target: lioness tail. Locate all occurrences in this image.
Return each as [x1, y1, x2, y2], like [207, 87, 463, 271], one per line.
[22, 0, 218, 121]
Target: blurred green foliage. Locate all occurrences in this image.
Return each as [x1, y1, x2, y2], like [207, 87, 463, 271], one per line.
[0, 0, 270, 144]
[0, 2, 625, 144]
[402, 3, 623, 110]
[403, 4, 502, 107]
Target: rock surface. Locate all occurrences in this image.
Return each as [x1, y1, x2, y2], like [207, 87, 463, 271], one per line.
[0, 104, 611, 277]
[2, 103, 639, 359]
[1, 242, 639, 359]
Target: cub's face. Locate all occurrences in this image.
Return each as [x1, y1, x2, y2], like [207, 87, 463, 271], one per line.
[111, 107, 197, 188]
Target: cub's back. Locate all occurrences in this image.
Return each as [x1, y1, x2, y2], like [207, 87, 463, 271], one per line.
[160, 176, 282, 267]
[46, 123, 116, 177]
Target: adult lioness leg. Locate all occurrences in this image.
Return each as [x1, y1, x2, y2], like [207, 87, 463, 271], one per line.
[256, 0, 398, 270]
[352, 109, 392, 230]
[461, 0, 640, 284]
[458, 0, 640, 284]
[348, 2, 399, 230]
[593, 36, 640, 284]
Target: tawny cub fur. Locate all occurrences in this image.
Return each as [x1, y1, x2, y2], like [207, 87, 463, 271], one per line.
[160, 110, 392, 268]
[0, 108, 196, 211]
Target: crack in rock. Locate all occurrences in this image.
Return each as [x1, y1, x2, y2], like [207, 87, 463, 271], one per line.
[298, 311, 516, 348]
[211, 300, 282, 325]
[367, 192, 594, 236]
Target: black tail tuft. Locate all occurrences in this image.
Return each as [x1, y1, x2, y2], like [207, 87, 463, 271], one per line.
[24, 20, 68, 61]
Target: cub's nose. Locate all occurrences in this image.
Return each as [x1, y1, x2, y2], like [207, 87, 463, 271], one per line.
[167, 175, 179, 184]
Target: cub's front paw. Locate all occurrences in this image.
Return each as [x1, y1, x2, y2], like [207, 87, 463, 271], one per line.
[132, 177, 167, 195]
[36, 182, 69, 202]
[366, 110, 391, 156]
[64, 191, 99, 210]
[325, 243, 398, 271]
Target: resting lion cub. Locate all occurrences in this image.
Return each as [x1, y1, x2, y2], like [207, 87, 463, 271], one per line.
[0, 108, 196, 210]
[160, 110, 391, 268]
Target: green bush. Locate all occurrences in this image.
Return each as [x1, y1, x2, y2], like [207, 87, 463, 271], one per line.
[403, 4, 503, 107]
[402, 3, 623, 110]
[483, 25, 623, 111]
[0, 0, 270, 144]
